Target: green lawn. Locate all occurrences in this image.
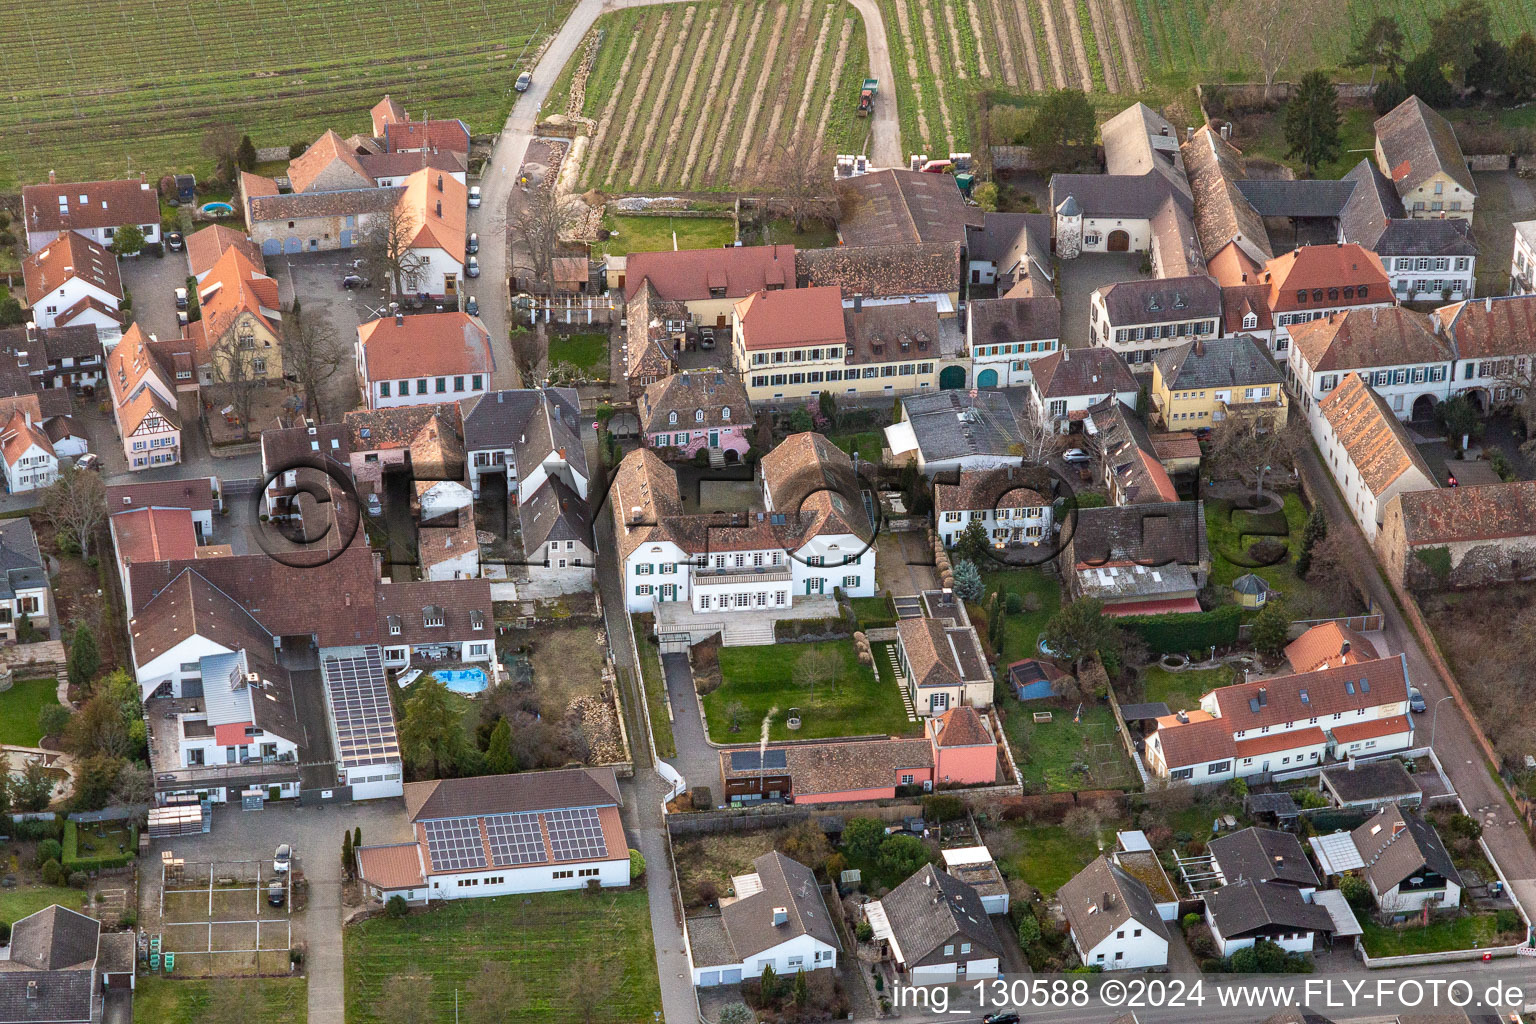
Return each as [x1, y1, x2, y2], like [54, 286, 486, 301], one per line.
[0, 678, 61, 746]
[830, 432, 883, 465]
[1360, 913, 1524, 957]
[703, 640, 916, 743]
[546, 332, 608, 377]
[0, 885, 87, 926]
[344, 891, 661, 1023]
[1141, 665, 1237, 713]
[850, 595, 897, 629]
[1237, 104, 1378, 181]
[1001, 699, 1139, 792]
[979, 568, 1061, 666]
[1206, 493, 1340, 617]
[597, 214, 735, 256]
[133, 977, 307, 1024]
[631, 615, 677, 759]
[994, 825, 1102, 896]
[764, 220, 840, 248]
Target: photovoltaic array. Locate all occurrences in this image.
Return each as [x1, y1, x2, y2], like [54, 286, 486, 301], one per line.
[422, 817, 486, 872]
[323, 646, 400, 769]
[545, 807, 606, 861]
[485, 812, 546, 867]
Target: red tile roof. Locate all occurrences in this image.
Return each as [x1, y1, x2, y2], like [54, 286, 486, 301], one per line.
[1331, 714, 1412, 744]
[357, 312, 490, 383]
[371, 95, 407, 136]
[23, 232, 122, 306]
[1392, 480, 1536, 544]
[186, 225, 262, 280]
[931, 706, 991, 747]
[1433, 294, 1536, 359]
[0, 410, 52, 467]
[1101, 596, 1202, 617]
[384, 119, 471, 154]
[22, 176, 159, 233]
[1263, 244, 1390, 314]
[1208, 656, 1409, 729]
[1290, 307, 1450, 373]
[397, 168, 467, 256]
[1284, 622, 1378, 674]
[1235, 726, 1327, 758]
[1153, 711, 1234, 767]
[194, 247, 281, 357]
[1318, 373, 1437, 497]
[111, 507, 198, 566]
[623, 244, 795, 302]
[287, 130, 372, 194]
[735, 285, 846, 351]
[356, 842, 425, 890]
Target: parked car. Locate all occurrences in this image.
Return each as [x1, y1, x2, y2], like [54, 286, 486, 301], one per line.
[1409, 687, 1427, 713]
[983, 1014, 1020, 1024]
[267, 881, 285, 908]
[466, 232, 479, 255]
[366, 493, 383, 517]
[1061, 448, 1092, 465]
[74, 453, 100, 472]
[165, 232, 184, 252]
[468, 186, 482, 209]
[341, 274, 369, 290]
[174, 287, 188, 310]
[466, 256, 480, 278]
[273, 844, 292, 873]
[176, 311, 189, 328]
[465, 295, 479, 316]
[515, 71, 532, 92]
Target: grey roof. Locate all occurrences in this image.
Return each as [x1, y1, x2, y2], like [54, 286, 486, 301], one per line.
[1050, 171, 1188, 221]
[1320, 760, 1419, 805]
[1232, 573, 1271, 595]
[461, 388, 588, 484]
[1056, 194, 1081, 217]
[1097, 275, 1221, 326]
[1058, 855, 1170, 952]
[1351, 803, 1462, 893]
[1118, 701, 1172, 721]
[836, 169, 984, 247]
[8, 907, 100, 972]
[721, 851, 842, 958]
[1339, 159, 1478, 257]
[1154, 335, 1284, 391]
[1204, 879, 1333, 939]
[878, 865, 1001, 968]
[407, 766, 620, 821]
[968, 296, 1061, 345]
[1245, 792, 1301, 819]
[685, 914, 738, 968]
[518, 474, 593, 554]
[1030, 347, 1139, 400]
[1375, 218, 1478, 258]
[0, 907, 100, 1024]
[1101, 102, 1192, 203]
[900, 389, 1023, 461]
[965, 212, 1052, 280]
[0, 969, 94, 1024]
[93, 932, 134, 977]
[638, 370, 750, 433]
[0, 518, 47, 601]
[1068, 501, 1209, 570]
[1233, 179, 1357, 219]
[1209, 827, 1319, 888]
[1374, 96, 1477, 197]
[0, 324, 101, 366]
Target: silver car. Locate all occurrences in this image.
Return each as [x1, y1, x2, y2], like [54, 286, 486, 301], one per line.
[273, 844, 292, 874]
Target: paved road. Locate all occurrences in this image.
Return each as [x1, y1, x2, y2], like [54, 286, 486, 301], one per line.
[847, 0, 902, 168]
[1295, 443, 1536, 915]
[661, 652, 722, 799]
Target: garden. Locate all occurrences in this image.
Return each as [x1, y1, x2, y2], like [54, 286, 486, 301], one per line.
[1139, 664, 1237, 713]
[1359, 910, 1526, 957]
[999, 698, 1139, 791]
[0, 677, 64, 746]
[700, 640, 917, 743]
[545, 331, 609, 379]
[595, 212, 736, 256]
[632, 614, 678, 759]
[978, 567, 1061, 666]
[1204, 493, 1356, 620]
[133, 977, 308, 1024]
[343, 891, 662, 1023]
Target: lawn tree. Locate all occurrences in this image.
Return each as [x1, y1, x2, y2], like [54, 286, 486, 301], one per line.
[762, 141, 835, 232]
[1430, 0, 1495, 88]
[286, 312, 351, 421]
[358, 204, 430, 299]
[207, 328, 265, 439]
[37, 704, 71, 741]
[509, 187, 584, 293]
[723, 699, 750, 734]
[1437, 394, 1482, 450]
[1284, 72, 1342, 176]
[485, 716, 516, 773]
[109, 763, 152, 807]
[842, 817, 886, 861]
[1305, 531, 1370, 612]
[1062, 803, 1105, 841]
[1204, 415, 1306, 502]
[1249, 598, 1292, 657]
[792, 646, 843, 700]
[375, 974, 432, 1024]
[951, 558, 984, 602]
[67, 623, 99, 690]
[1404, 50, 1455, 107]
[236, 134, 258, 173]
[398, 678, 471, 779]
[1346, 16, 1407, 86]
[1041, 598, 1114, 672]
[200, 123, 242, 181]
[1023, 89, 1097, 172]
[13, 759, 52, 812]
[1505, 33, 1536, 102]
[41, 466, 106, 555]
[107, 224, 145, 257]
[1296, 504, 1327, 578]
[466, 962, 525, 1024]
[1216, 0, 1329, 102]
[66, 681, 136, 760]
[954, 519, 992, 564]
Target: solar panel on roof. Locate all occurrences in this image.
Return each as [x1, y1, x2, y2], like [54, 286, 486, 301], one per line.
[729, 750, 787, 771]
[423, 817, 487, 872]
[322, 647, 401, 770]
[544, 807, 606, 861]
[485, 812, 546, 866]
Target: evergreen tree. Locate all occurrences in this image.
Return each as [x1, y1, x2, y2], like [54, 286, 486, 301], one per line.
[236, 135, 258, 172]
[1284, 72, 1342, 176]
[954, 519, 992, 564]
[67, 624, 99, 691]
[793, 969, 809, 1008]
[342, 832, 353, 878]
[1404, 51, 1455, 107]
[1250, 598, 1292, 657]
[1296, 505, 1327, 578]
[951, 559, 984, 602]
[1373, 71, 1410, 115]
[1346, 15, 1407, 84]
[1429, 0, 1494, 88]
[485, 717, 517, 774]
[1506, 33, 1536, 101]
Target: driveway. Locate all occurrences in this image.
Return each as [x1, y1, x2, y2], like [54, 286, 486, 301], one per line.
[268, 252, 374, 420]
[661, 653, 721, 800]
[139, 800, 415, 1024]
[1471, 169, 1536, 296]
[118, 250, 187, 344]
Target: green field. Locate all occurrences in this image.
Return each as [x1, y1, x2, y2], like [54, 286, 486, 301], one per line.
[702, 639, 917, 743]
[0, 0, 574, 188]
[631, 615, 678, 759]
[0, 678, 62, 746]
[133, 977, 307, 1024]
[596, 213, 736, 256]
[993, 824, 1101, 895]
[0, 886, 87, 927]
[1002, 698, 1138, 791]
[344, 891, 661, 1024]
[550, 0, 870, 192]
[1141, 664, 1236, 713]
[1360, 913, 1525, 957]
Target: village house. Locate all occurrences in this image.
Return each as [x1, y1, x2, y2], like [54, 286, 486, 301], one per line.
[186, 224, 264, 284]
[687, 851, 840, 987]
[0, 404, 59, 494]
[1151, 335, 1286, 430]
[110, 505, 200, 615]
[259, 420, 351, 522]
[1374, 96, 1476, 221]
[835, 167, 982, 249]
[640, 370, 752, 464]
[1318, 759, 1423, 812]
[884, 389, 1026, 477]
[355, 312, 491, 410]
[1061, 501, 1209, 615]
[896, 589, 994, 713]
[621, 243, 795, 358]
[108, 477, 220, 542]
[1058, 855, 1171, 970]
[1338, 159, 1476, 302]
[393, 169, 468, 298]
[0, 519, 53, 641]
[1284, 621, 1379, 675]
[355, 768, 629, 904]
[345, 404, 464, 499]
[1378, 480, 1536, 590]
[1082, 398, 1179, 506]
[867, 865, 1002, 985]
[1090, 276, 1222, 367]
[21, 171, 161, 252]
[1288, 307, 1454, 424]
[1143, 655, 1415, 783]
[795, 242, 965, 320]
[373, 579, 494, 670]
[1208, 827, 1319, 894]
[371, 95, 471, 155]
[965, 295, 1061, 388]
[1311, 803, 1462, 914]
[965, 211, 1053, 297]
[1203, 880, 1334, 957]
[21, 231, 123, 338]
[934, 466, 1055, 550]
[1028, 348, 1139, 433]
[1513, 221, 1536, 296]
[1314, 373, 1438, 542]
[187, 245, 284, 385]
[0, 323, 104, 391]
[1431, 294, 1536, 414]
[105, 325, 182, 471]
[0, 905, 136, 1024]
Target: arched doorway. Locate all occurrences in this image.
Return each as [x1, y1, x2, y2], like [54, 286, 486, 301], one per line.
[939, 366, 966, 390]
[1466, 388, 1489, 413]
[1412, 394, 1438, 422]
[723, 448, 740, 463]
[1107, 230, 1130, 252]
[977, 368, 999, 388]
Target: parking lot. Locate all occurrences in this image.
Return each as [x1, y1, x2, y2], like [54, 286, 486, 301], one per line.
[117, 248, 188, 344]
[155, 857, 293, 976]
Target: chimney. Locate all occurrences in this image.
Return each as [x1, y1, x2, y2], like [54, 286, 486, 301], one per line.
[25, 321, 37, 342]
[772, 906, 788, 927]
[437, 174, 444, 192]
[1340, 641, 1350, 656]
[1185, 126, 1193, 142]
[1486, 296, 1493, 313]
[1258, 687, 1268, 707]
[47, 170, 55, 184]
[1193, 339, 1205, 357]
[1102, 891, 1113, 910]
[26, 980, 37, 1000]
[1062, 348, 1070, 361]
[854, 293, 863, 312]
[395, 312, 405, 327]
[1241, 273, 1247, 283]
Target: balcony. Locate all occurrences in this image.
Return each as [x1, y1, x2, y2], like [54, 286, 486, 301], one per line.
[691, 565, 792, 587]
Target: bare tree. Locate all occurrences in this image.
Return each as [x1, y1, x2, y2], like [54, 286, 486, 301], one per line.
[1494, 359, 1536, 457]
[1204, 414, 1307, 501]
[207, 329, 265, 439]
[109, 762, 153, 807]
[40, 466, 107, 557]
[200, 123, 242, 182]
[286, 312, 351, 421]
[507, 326, 543, 390]
[1216, 0, 1329, 101]
[358, 205, 430, 299]
[375, 974, 433, 1024]
[509, 188, 584, 293]
[761, 143, 836, 232]
[1012, 406, 1063, 467]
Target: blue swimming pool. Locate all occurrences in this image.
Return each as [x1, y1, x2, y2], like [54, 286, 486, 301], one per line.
[201, 201, 235, 216]
[434, 668, 488, 694]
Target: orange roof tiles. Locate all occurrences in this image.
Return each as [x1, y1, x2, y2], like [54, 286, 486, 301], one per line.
[186, 225, 262, 280]
[1434, 294, 1536, 359]
[1331, 714, 1412, 744]
[623, 244, 795, 302]
[735, 285, 846, 351]
[22, 176, 159, 233]
[194, 247, 280, 358]
[287, 130, 372, 194]
[23, 232, 122, 306]
[397, 168, 466, 257]
[1263, 244, 1390, 314]
[1234, 726, 1328, 758]
[0, 411, 52, 467]
[356, 842, 425, 890]
[111, 507, 198, 566]
[1284, 622, 1379, 674]
[1318, 373, 1437, 497]
[1392, 480, 1536, 544]
[358, 312, 490, 383]
[1290, 307, 1451, 373]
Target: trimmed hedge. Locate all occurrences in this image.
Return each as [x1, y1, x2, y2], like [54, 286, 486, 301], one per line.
[5, 815, 64, 841]
[1116, 605, 1243, 654]
[63, 821, 138, 872]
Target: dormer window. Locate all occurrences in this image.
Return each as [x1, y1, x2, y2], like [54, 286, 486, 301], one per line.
[1311, 289, 1323, 302]
[1296, 289, 1307, 302]
[722, 406, 731, 421]
[1242, 311, 1257, 330]
[695, 409, 704, 422]
[422, 605, 445, 628]
[1358, 285, 1368, 299]
[387, 615, 402, 636]
[1343, 286, 1354, 299]
[668, 411, 677, 424]
[1327, 288, 1339, 301]
[469, 609, 485, 630]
